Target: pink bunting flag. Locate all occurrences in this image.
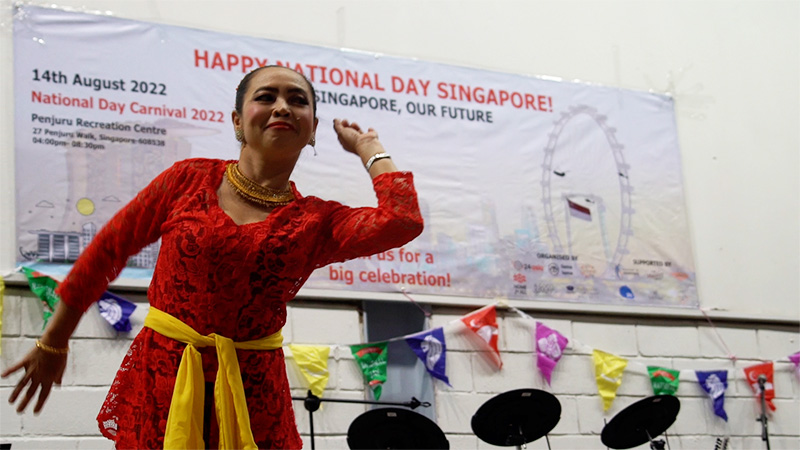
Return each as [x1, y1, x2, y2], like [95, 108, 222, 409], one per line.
[535, 322, 568, 385]
[461, 305, 502, 369]
[789, 351, 800, 379]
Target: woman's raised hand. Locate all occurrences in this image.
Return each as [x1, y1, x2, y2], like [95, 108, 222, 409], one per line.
[333, 119, 381, 156]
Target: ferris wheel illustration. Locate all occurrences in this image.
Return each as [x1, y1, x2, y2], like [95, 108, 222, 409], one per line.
[540, 105, 634, 278]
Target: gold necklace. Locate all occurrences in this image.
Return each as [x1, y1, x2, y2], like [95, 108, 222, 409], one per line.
[225, 163, 295, 207]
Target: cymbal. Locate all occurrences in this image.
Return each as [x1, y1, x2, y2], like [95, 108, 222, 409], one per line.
[471, 388, 561, 446]
[601, 395, 680, 449]
[347, 407, 449, 449]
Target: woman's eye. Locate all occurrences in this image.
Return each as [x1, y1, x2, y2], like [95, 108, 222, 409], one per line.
[292, 96, 309, 105]
[256, 94, 275, 102]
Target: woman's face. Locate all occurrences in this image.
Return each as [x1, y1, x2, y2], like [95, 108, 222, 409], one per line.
[233, 67, 318, 157]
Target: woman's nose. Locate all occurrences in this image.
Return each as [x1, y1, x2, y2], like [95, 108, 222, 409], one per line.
[272, 98, 290, 116]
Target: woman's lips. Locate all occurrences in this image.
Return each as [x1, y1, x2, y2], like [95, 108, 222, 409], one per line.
[267, 121, 295, 131]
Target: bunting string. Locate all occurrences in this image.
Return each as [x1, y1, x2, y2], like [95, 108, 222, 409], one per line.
[14, 268, 798, 417]
[699, 307, 738, 361]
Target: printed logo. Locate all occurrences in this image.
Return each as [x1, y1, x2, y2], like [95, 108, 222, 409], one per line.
[619, 285, 635, 299]
[647, 270, 664, 280]
[420, 335, 443, 372]
[705, 374, 725, 399]
[548, 263, 560, 276]
[671, 272, 690, 281]
[513, 273, 527, 283]
[580, 264, 596, 277]
[98, 298, 123, 325]
[537, 334, 563, 359]
[651, 369, 676, 380]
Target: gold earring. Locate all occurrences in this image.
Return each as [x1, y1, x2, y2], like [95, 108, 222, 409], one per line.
[235, 128, 244, 143]
[309, 135, 316, 147]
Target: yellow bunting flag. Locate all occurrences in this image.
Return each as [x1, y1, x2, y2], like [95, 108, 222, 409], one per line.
[592, 349, 628, 411]
[289, 344, 331, 397]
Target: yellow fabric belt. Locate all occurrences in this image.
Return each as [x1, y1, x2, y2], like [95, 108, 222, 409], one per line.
[144, 306, 283, 450]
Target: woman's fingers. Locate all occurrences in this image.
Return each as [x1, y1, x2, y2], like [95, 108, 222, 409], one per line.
[8, 368, 31, 403]
[33, 382, 53, 414]
[17, 376, 40, 413]
[1, 357, 27, 378]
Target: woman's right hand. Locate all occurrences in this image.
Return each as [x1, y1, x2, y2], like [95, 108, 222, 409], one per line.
[1, 343, 68, 414]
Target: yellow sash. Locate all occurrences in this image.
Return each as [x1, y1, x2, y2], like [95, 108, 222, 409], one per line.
[144, 307, 283, 450]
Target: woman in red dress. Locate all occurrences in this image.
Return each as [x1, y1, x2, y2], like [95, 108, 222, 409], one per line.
[3, 66, 423, 449]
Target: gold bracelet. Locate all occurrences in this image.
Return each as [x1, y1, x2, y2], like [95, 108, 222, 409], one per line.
[35, 339, 69, 355]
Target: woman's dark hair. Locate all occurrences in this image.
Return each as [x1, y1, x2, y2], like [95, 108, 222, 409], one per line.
[235, 65, 317, 117]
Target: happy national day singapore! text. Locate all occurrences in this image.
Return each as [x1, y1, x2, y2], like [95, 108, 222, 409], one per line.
[193, 50, 554, 112]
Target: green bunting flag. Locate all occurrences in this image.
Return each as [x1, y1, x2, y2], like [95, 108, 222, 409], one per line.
[648, 366, 680, 395]
[21, 267, 61, 329]
[350, 341, 389, 401]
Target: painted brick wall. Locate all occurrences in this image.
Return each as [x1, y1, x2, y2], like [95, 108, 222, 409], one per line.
[1, 288, 798, 449]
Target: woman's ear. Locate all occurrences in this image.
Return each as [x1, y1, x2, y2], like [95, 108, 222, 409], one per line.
[231, 110, 241, 129]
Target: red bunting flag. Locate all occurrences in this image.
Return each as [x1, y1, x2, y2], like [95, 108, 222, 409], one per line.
[743, 361, 776, 412]
[461, 305, 502, 369]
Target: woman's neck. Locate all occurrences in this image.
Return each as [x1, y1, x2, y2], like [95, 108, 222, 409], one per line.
[237, 146, 298, 189]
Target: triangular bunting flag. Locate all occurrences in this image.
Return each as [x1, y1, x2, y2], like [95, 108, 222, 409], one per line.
[743, 361, 776, 411]
[350, 341, 389, 400]
[647, 366, 680, 395]
[535, 322, 568, 385]
[289, 344, 330, 397]
[696, 370, 729, 421]
[461, 305, 502, 369]
[592, 349, 627, 411]
[789, 351, 800, 379]
[406, 327, 451, 386]
[0, 275, 5, 356]
[97, 291, 137, 332]
[21, 267, 61, 328]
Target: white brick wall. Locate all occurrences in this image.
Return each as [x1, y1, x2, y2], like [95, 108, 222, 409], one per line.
[2, 287, 799, 449]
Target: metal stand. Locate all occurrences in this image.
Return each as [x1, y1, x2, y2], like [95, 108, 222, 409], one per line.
[646, 429, 667, 450]
[756, 375, 771, 450]
[292, 390, 431, 450]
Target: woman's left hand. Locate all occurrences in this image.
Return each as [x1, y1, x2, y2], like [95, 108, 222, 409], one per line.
[333, 119, 381, 156]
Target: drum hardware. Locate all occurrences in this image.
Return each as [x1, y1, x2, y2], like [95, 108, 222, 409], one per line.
[347, 407, 449, 449]
[292, 390, 432, 450]
[471, 388, 561, 450]
[600, 395, 680, 450]
[756, 375, 771, 449]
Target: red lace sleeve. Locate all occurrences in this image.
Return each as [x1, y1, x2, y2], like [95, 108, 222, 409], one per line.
[56, 159, 200, 312]
[316, 171, 424, 267]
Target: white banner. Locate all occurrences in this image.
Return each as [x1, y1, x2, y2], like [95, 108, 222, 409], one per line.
[13, 6, 697, 307]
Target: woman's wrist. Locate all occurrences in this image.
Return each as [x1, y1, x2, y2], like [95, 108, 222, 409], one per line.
[364, 153, 391, 171]
[355, 141, 385, 163]
[36, 339, 69, 355]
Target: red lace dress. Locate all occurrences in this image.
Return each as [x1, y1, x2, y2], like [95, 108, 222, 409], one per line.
[56, 158, 423, 449]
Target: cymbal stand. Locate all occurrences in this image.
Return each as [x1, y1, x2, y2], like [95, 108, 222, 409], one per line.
[291, 390, 431, 450]
[645, 429, 667, 450]
[756, 375, 771, 449]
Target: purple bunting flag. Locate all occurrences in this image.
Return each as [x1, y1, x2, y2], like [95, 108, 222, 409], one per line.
[535, 322, 569, 385]
[406, 327, 451, 386]
[97, 291, 137, 332]
[696, 370, 729, 421]
[789, 351, 800, 379]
